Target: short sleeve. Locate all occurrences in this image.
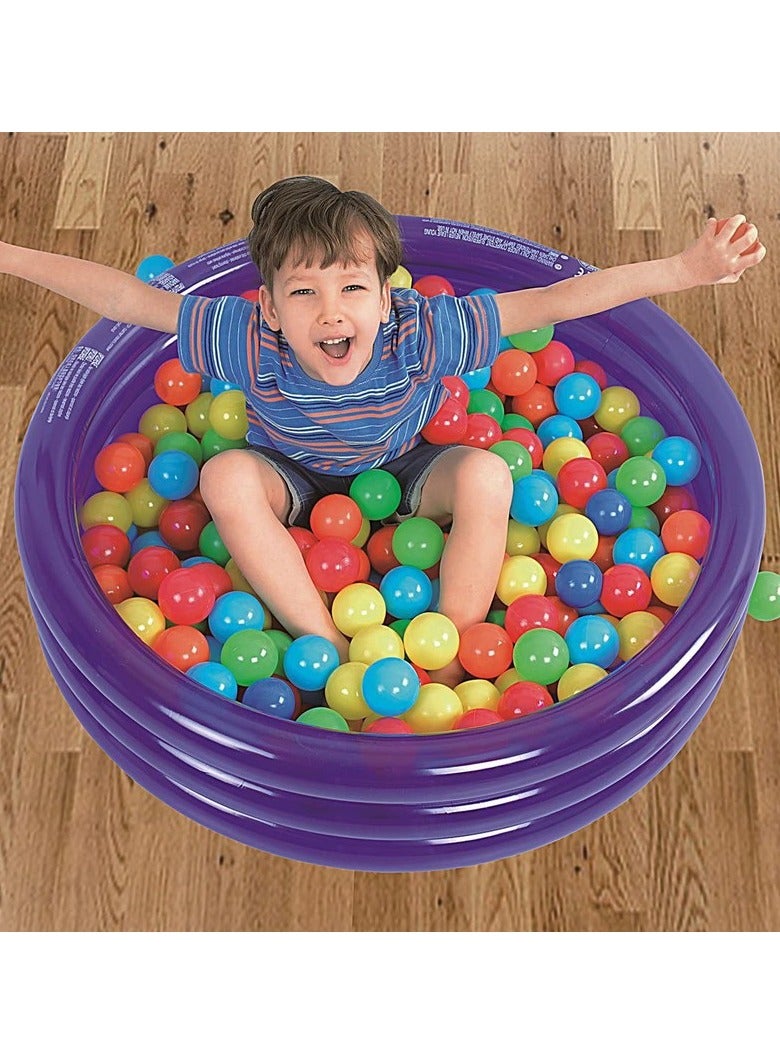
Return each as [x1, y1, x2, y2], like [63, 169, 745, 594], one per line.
[416, 292, 501, 378]
[176, 294, 259, 388]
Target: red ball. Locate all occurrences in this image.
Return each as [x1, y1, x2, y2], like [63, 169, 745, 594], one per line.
[441, 375, 469, 404]
[187, 561, 234, 600]
[115, 432, 153, 467]
[81, 524, 132, 569]
[504, 594, 561, 641]
[304, 536, 363, 593]
[153, 357, 203, 406]
[556, 456, 608, 509]
[363, 717, 415, 734]
[647, 604, 675, 625]
[546, 595, 577, 635]
[600, 564, 652, 618]
[573, 359, 608, 389]
[529, 551, 561, 588]
[157, 567, 216, 624]
[410, 663, 431, 685]
[152, 625, 210, 672]
[92, 563, 133, 604]
[587, 431, 630, 474]
[651, 485, 698, 524]
[127, 545, 181, 598]
[503, 427, 543, 467]
[309, 493, 363, 542]
[288, 526, 318, 556]
[660, 509, 711, 560]
[510, 381, 557, 427]
[457, 622, 514, 678]
[94, 441, 146, 493]
[421, 396, 468, 445]
[413, 274, 455, 297]
[462, 412, 502, 449]
[366, 525, 399, 575]
[589, 534, 617, 573]
[240, 288, 259, 301]
[452, 708, 504, 730]
[489, 348, 537, 396]
[158, 499, 211, 553]
[533, 340, 575, 386]
[497, 681, 554, 720]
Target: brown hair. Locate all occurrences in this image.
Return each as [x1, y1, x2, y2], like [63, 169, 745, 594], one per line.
[247, 175, 403, 291]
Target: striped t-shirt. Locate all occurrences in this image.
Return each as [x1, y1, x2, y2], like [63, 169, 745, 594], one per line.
[176, 287, 501, 475]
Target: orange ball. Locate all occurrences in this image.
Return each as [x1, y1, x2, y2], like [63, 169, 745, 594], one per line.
[310, 493, 364, 542]
[94, 441, 146, 493]
[457, 622, 514, 679]
[152, 625, 210, 671]
[510, 381, 557, 427]
[92, 563, 133, 604]
[154, 357, 204, 406]
[489, 348, 538, 396]
[660, 509, 711, 560]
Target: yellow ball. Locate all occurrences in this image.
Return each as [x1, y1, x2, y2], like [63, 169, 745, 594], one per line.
[352, 517, 371, 548]
[208, 390, 249, 441]
[595, 386, 640, 435]
[496, 555, 547, 605]
[225, 558, 255, 595]
[506, 519, 541, 557]
[542, 437, 590, 478]
[403, 612, 460, 670]
[545, 513, 599, 563]
[325, 661, 371, 721]
[185, 392, 214, 438]
[138, 403, 187, 444]
[79, 490, 134, 532]
[538, 503, 579, 548]
[115, 597, 166, 645]
[124, 478, 167, 529]
[617, 611, 665, 661]
[349, 623, 405, 666]
[557, 663, 608, 701]
[650, 553, 700, 607]
[495, 667, 523, 693]
[403, 683, 463, 734]
[454, 679, 501, 712]
[389, 265, 413, 288]
[331, 582, 386, 637]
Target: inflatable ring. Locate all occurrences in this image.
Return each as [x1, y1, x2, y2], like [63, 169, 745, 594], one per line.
[14, 215, 765, 872]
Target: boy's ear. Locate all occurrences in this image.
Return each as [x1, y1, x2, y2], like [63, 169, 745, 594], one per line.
[259, 284, 281, 330]
[380, 279, 392, 323]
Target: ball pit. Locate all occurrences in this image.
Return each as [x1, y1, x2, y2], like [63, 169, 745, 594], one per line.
[14, 216, 766, 872]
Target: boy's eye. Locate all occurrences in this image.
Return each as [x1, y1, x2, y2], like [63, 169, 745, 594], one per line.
[290, 288, 314, 296]
[344, 284, 365, 292]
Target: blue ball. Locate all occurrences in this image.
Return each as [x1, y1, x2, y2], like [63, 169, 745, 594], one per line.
[606, 468, 619, 489]
[510, 471, 559, 526]
[243, 676, 296, 719]
[462, 365, 491, 390]
[186, 660, 239, 699]
[585, 488, 632, 536]
[564, 615, 620, 669]
[206, 635, 223, 662]
[182, 555, 215, 567]
[613, 527, 665, 575]
[379, 565, 433, 619]
[147, 450, 200, 501]
[536, 414, 583, 449]
[469, 286, 498, 297]
[283, 635, 340, 691]
[555, 559, 603, 609]
[651, 435, 701, 486]
[553, 372, 602, 419]
[208, 590, 266, 643]
[136, 253, 174, 282]
[210, 378, 242, 396]
[361, 657, 420, 716]
[130, 529, 167, 555]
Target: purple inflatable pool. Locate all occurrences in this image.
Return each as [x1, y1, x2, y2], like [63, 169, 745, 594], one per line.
[14, 216, 765, 872]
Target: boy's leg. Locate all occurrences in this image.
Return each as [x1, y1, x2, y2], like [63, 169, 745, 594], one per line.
[409, 446, 513, 685]
[199, 449, 350, 661]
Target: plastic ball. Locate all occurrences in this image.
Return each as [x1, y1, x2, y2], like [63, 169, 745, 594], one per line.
[620, 415, 666, 457]
[115, 597, 166, 646]
[198, 521, 230, 567]
[615, 456, 667, 507]
[297, 707, 350, 732]
[587, 431, 630, 474]
[616, 611, 665, 661]
[81, 524, 132, 569]
[331, 582, 387, 636]
[510, 471, 559, 526]
[557, 663, 608, 701]
[489, 440, 533, 482]
[600, 563, 653, 617]
[462, 412, 502, 448]
[508, 324, 555, 353]
[138, 403, 187, 445]
[309, 493, 363, 542]
[157, 566, 216, 625]
[442, 374, 469, 403]
[92, 563, 133, 604]
[542, 437, 591, 479]
[468, 388, 505, 422]
[158, 498, 211, 552]
[585, 488, 632, 536]
[80, 490, 134, 532]
[497, 680, 554, 719]
[363, 717, 414, 734]
[489, 348, 537, 395]
[505, 518, 541, 557]
[154, 357, 203, 406]
[553, 372, 602, 420]
[556, 456, 609, 510]
[555, 559, 603, 609]
[186, 660, 239, 700]
[116, 431, 153, 466]
[532, 340, 575, 386]
[136, 253, 174, 281]
[154, 430, 203, 466]
[651, 435, 702, 486]
[379, 565, 432, 620]
[452, 708, 503, 730]
[545, 513, 599, 563]
[349, 468, 402, 520]
[650, 552, 700, 608]
[612, 527, 665, 576]
[462, 366, 491, 390]
[348, 623, 405, 666]
[324, 662, 372, 720]
[185, 392, 214, 438]
[186, 561, 234, 602]
[283, 634, 341, 691]
[594, 386, 640, 434]
[392, 517, 445, 570]
[564, 615, 620, 669]
[747, 571, 780, 622]
[512, 628, 570, 686]
[304, 536, 362, 593]
[660, 509, 711, 560]
[504, 594, 561, 640]
[94, 441, 146, 493]
[389, 265, 413, 288]
[511, 381, 558, 426]
[421, 396, 468, 445]
[207, 390, 248, 441]
[537, 414, 583, 449]
[453, 679, 501, 713]
[651, 484, 698, 525]
[221, 629, 279, 686]
[124, 479, 167, 529]
[503, 426, 543, 467]
[152, 625, 210, 672]
[147, 449, 200, 501]
[457, 622, 514, 679]
[127, 544, 181, 598]
[208, 590, 265, 643]
[413, 274, 455, 297]
[402, 683, 463, 734]
[403, 612, 460, 670]
[496, 555, 547, 605]
[361, 657, 420, 716]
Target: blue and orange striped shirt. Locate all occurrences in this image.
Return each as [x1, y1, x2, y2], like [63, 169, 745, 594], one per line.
[176, 288, 500, 475]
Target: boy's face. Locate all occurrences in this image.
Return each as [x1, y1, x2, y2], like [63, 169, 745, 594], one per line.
[259, 234, 392, 386]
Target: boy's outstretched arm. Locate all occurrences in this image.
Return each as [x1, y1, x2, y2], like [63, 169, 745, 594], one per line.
[0, 240, 182, 334]
[494, 214, 767, 338]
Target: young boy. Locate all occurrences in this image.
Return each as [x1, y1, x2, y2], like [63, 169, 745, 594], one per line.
[0, 175, 766, 687]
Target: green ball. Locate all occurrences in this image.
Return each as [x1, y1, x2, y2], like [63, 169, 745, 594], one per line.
[507, 324, 554, 353]
[615, 456, 667, 507]
[154, 430, 203, 466]
[349, 468, 402, 520]
[392, 516, 445, 569]
[263, 629, 294, 676]
[502, 413, 534, 432]
[201, 428, 247, 461]
[199, 520, 231, 566]
[513, 628, 570, 686]
[297, 707, 350, 731]
[486, 608, 507, 626]
[467, 388, 504, 422]
[489, 440, 533, 481]
[620, 416, 666, 457]
[221, 629, 279, 686]
[389, 618, 411, 639]
[748, 571, 780, 622]
[627, 506, 660, 534]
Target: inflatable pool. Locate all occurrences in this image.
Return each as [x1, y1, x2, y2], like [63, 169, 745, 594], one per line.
[14, 216, 766, 872]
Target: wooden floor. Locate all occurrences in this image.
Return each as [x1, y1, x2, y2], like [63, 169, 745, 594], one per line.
[1, 132, 778, 932]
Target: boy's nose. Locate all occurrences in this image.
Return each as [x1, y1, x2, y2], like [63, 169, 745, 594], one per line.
[318, 298, 344, 324]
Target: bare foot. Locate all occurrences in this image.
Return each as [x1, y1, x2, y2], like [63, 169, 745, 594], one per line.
[427, 658, 467, 690]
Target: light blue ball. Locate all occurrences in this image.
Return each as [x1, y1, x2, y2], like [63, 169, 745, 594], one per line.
[462, 365, 491, 390]
[510, 471, 559, 526]
[379, 565, 433, 619]
[651, 435, 702, 486]
[283, 635, 340, 691]
[147, 449, 200, 500]
[130, 529, 167, 556]
[208, 590, 266, 643]
[537, 414, 583, 449]
[210, 378, 242, 396]
[564, 615, 620, 669]
[186, 660, 239, 699]
[613, 527, 665, 575]
[553, 372, 602, 420]
[136, 253, 175, 282]
[361, 657, 420, 716]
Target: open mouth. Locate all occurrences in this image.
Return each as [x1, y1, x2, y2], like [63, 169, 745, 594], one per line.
[319, 337, 352, 360]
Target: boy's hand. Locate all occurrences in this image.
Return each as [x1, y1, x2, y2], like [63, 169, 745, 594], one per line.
[676, 214, 767, 288]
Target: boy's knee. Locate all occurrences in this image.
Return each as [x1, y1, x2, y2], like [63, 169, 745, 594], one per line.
[199, 449, 260, 506]
[453, 449, 513, 509]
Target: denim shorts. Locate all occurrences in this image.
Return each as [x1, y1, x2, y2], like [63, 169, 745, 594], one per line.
[250, 442, 459, 528]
